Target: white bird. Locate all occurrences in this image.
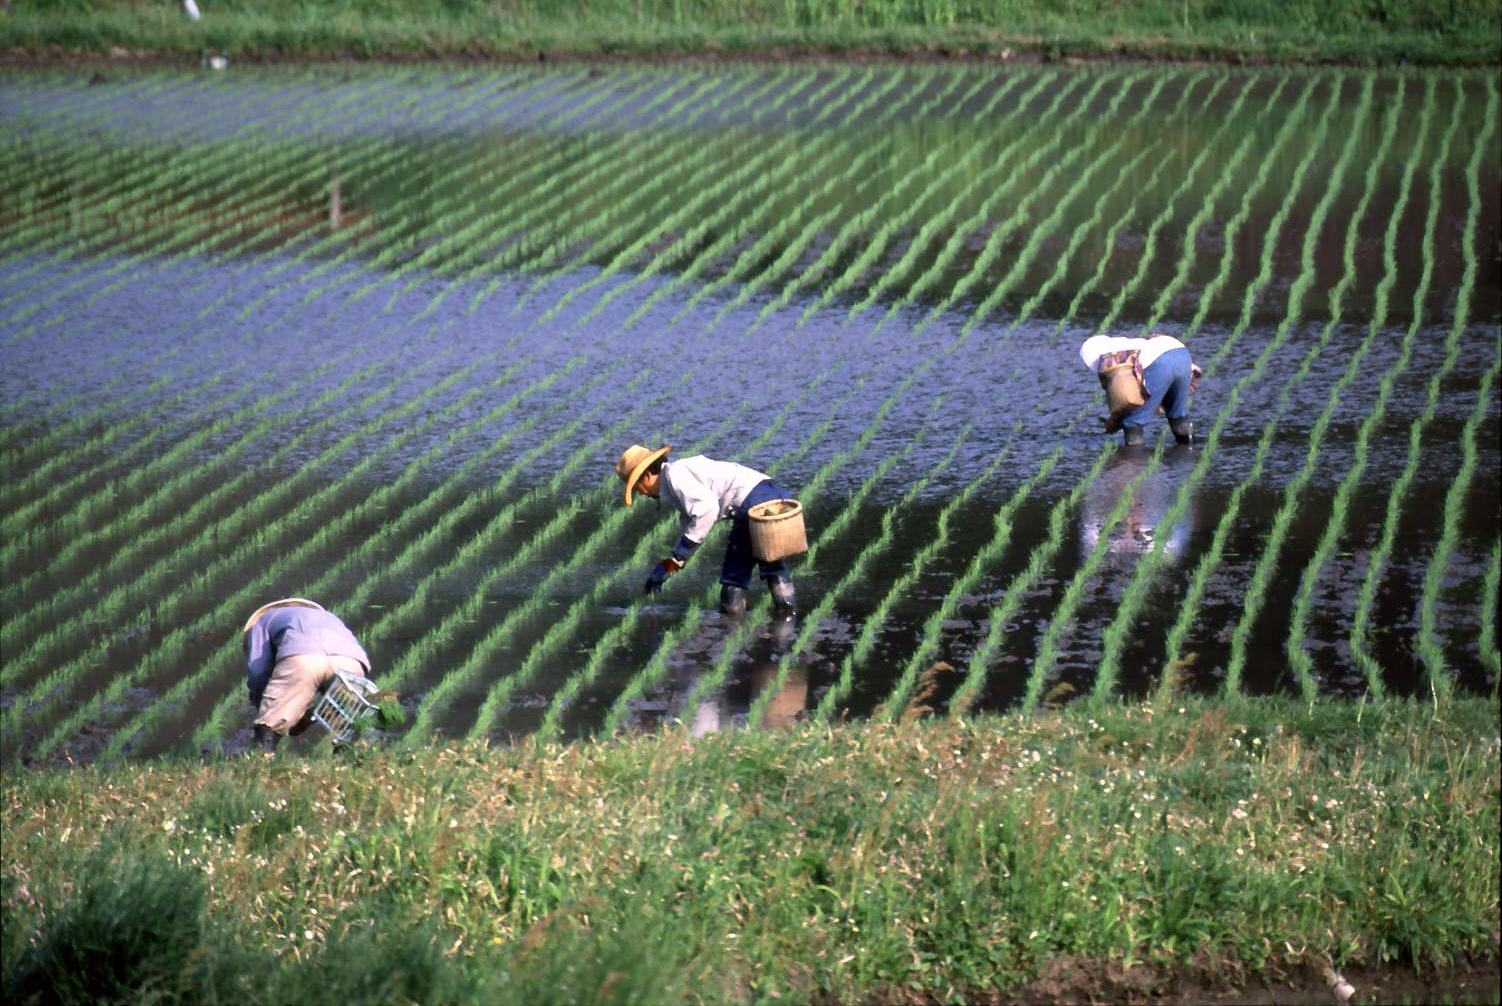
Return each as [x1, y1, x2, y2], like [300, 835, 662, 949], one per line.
[183, 0, 201, 21]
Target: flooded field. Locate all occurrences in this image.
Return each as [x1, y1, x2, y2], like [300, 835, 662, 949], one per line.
[1, 62, 1497, 763]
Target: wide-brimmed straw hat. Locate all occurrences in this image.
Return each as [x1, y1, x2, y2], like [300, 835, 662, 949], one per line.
[615, 444, 670, 506]
[242, 597, 324, 635]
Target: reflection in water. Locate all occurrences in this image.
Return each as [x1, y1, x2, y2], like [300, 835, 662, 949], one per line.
[691, 616, 808, 735]
[1078, 449, 1196, 560]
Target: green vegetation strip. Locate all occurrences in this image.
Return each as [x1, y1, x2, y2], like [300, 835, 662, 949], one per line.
[3, 700, 1496, 1004]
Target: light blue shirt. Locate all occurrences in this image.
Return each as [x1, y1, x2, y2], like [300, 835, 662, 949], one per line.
[245, 606, 370, 705]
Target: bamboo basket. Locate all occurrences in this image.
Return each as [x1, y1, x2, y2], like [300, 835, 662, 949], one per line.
[1102, 363, 1146, 415]
[747, 499, 808, 562]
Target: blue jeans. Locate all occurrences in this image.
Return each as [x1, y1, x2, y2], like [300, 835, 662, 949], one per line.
[1123, 347, 1194, 429]
[720, 479, 792, 589]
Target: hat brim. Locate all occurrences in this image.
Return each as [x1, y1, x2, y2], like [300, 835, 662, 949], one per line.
[622, 445, 671, 506]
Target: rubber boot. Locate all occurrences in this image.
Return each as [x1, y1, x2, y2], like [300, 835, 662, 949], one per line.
[1121, 425, 1146, 447]
[766, 576, 797, 615]
[1170, 417, 1194, 445]
[251, 724, 280, 753]
[719, 584, 747, 616]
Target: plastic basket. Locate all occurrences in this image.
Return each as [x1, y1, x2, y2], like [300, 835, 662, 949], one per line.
[747, 498, 808, 562]
[309, 669, 378, 745]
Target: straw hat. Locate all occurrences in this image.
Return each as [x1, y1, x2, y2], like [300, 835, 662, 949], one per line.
[615, 444, 670, 506]
[242, 597, 324, 635]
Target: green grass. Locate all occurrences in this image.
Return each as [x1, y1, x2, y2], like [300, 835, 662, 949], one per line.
[4, 697, 1497, 1003]
[2, 0, 1498, 66]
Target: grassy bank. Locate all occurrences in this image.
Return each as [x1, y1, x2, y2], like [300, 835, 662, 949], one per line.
[2, 0, 1498, 66]
[4, 696, 1498, 1004]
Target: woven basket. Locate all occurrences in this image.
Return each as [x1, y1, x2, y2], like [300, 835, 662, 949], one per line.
[747, 499, 808, 562]
[1102, 363, 1146, 414]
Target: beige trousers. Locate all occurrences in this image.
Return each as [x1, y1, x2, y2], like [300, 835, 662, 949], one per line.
[255, 652, 367, 736]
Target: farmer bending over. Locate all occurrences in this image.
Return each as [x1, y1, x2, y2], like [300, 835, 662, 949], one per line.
[1080, 333, 1202, 446]
[243, 598, 372, 751]
[616, 444, 797, 616]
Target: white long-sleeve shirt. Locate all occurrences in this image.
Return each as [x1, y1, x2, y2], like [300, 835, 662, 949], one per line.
[1079, 334, 1186, 372]
[659, 455, 769, 544]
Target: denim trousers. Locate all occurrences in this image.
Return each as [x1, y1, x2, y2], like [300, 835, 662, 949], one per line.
[1123, 347, 1194, 429]
[720, 479, 792, 588]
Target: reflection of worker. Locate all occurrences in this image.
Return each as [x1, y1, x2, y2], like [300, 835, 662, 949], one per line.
[243, 598, 371, 751]
[616, 444, 797, 616]
[1080, 334, 1202, 446]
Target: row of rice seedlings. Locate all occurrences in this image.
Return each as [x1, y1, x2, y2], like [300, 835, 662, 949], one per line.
[692, 69, 989, 332]
[185, 354, 638, 750]
[1284, 77, 1460, 698]
[176, 70, 586, 321]
[527, 68, 852, 332]
[1349, 76, 1498, 696]
[1157, 73, 1393, 698]
[827, 421, 1024, 722]
[747, 69, 1064, 331]
[0, 84, 383, 439]
[1096, 74, 1383, 703]
[955, 445, 1115, 714]
[0, 355, 343, 567]
[1221, 77, 1454, 701]
[0, 68, 279, 265]
[927, 71, 1216, 349]
[1415, 350, 1500, 700]
[1481, 540, 1502, 682]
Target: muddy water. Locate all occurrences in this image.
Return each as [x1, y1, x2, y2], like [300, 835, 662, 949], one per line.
[1, 63, 1497, 762]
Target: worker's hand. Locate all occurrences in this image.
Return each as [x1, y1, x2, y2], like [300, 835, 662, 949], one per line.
[1101, 415, 1122, 434]
[643, 556, 684, 595]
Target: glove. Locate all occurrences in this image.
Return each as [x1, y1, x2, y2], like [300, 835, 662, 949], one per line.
[644, 556, 683, 595]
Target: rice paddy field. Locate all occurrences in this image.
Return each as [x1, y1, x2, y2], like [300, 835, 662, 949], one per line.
[2, 61, 1498, 765]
